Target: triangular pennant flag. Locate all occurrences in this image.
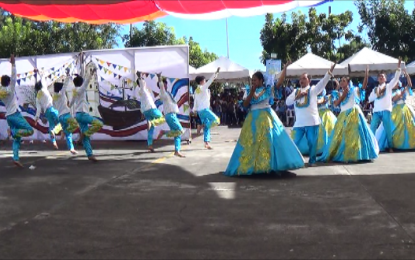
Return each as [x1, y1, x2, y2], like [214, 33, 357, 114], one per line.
[118, 75, 122, 79]
[183, 104, 189, 113]
[104, 68, 108, 74]
[95, 58, 100, 62]
[118, 65, 122, 70]
[25, 72, 28, 77]
[99, 60, 105, 65]
[112, 64, 117, 69]
[17, 79, 21, 85]
[124, 67, 128, 73]
[17, 74, 20, 78]
[169, 78, 175, 84]
[133, 81, 138, 87]
[101, 77, 105, 82]
[127, 79, 132, 84]
[29, 71, 33, 75]
[108, 71, 113, 75]
[22, 78, 26, 82]
[114, 73, 117, 78]
[150, 74, 155, 80]
[98, 64, 103, 70]
[107, 62, 111, 67]
[110, 84, 115, 90]
[28, 75, 32, 81]
[48, 74, 52, 79]
[51, 67, 55, 71]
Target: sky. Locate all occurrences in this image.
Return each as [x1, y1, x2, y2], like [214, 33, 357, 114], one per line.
[117, 0, 415, 71]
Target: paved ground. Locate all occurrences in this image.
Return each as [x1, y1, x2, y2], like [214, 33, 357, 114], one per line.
[0, 126, 415, 259]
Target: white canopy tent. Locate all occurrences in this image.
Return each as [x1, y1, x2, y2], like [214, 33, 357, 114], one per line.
[190, 56, 250, 82]
[189, 65, 197, 75]
[285, 53, 348, 78]
[405, 61, 415, 75]
[340, 47, 405, 77]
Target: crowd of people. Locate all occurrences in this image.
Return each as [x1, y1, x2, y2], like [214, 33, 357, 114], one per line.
[2, 52, 414, 179]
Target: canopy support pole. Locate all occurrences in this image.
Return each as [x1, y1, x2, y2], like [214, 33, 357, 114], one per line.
[226, 18, 230, 58]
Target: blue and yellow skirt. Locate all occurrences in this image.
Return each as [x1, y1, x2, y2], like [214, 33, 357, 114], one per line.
[143, 108, 165, 127]
[224, 107, 304, 176]
[293, 108, 337, 155]
[375, 103, 415, 151]
[318, 106, 379, 163]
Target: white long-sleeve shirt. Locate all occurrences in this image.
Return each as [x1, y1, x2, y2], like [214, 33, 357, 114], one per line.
[53, 77, 71, 117]
[158, 81, 179, 114]
[35, 72, 54, 119]
[194, 72, 218, 111]
[135, 78, 156, 112]
[0, 65, 20, 117]
[368, 69, 401, 112]
[286, 72, 331, 127]
[69, 73, 92, 114]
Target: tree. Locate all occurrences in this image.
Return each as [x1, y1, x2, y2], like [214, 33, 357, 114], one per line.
[123, 20, 177, 47]
[124, 21, 218, 68]
[260, 8, 366, 64]
[355, 0, 414, 61]
[0, 11, 121, 58]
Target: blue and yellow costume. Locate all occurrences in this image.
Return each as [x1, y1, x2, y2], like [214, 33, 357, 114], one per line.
[224, 83, 304, 176]
[375, 85, 415, 151]
[0, 64, 34, 162]
[318, 82, 379, 163]
[294, 89, 337, 155]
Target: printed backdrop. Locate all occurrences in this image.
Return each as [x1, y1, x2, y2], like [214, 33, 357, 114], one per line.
[0, 46, 191, 141]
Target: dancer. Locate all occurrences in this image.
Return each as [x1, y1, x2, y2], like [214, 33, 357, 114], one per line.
[135, 71, 165, 152]
[224, 71, 304, 176]
[375, 69, 415, 151]
[33, 69, 60, 149]
[0, 54, 34, 167]
[53, 68, 79, 154]
[194, 67, 221, 149]
[368, 58, 402, 153]
[293, 88, 337, 156]
[318, 67, 379, 163]
[155, 73, 185, 157]
[286, 64, 335, 166]
[69, 65, 103, 162]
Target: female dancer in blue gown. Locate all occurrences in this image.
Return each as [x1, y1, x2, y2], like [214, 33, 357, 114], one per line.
[224, 70, 305, 176]
[375, 69, 415, 151]
[318, 66, 379, 163]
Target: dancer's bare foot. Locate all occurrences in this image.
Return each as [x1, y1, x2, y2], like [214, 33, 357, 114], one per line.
[88, 156, 98, 162]
[204, 143, 212, 150]
[174, 151, 185, 158]
[13, 161, 24, 168]
[52, 141, 59, 150]
[148, 146, 155, 153]
[70, 149, 78, 155]
[157, 130, 165, 140]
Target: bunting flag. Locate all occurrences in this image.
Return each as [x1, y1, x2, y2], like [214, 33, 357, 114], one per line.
[150, 74, 155, 80]
[107, 62, 111, 67]
[183, 104, 189, 113]
[101, 77, 105, 82]
[104, 68, 108, 74]
[17, 79, 21, 85]
[118, 65, 123, 70]
[112, 64, 117, 69]
[98, 64, 103, 70]
[114, 73, 118, 78]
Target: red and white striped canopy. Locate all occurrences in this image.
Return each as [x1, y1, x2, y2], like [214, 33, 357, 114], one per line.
[0, 0, 330, 24]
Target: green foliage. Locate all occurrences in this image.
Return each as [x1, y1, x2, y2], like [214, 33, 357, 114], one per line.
[355, 0, 414, 61]
[0, 11, 120, 58]
[260, 7, 368, 64]
[124, 21, 218, 68]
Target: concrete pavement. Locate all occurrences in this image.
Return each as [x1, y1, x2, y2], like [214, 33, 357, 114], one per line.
[0, 126, 415, 259]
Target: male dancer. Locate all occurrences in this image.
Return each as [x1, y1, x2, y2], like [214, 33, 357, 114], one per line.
[194, 67, 220, 149]
[0, 54, 34, 167]
[155, 73, 185, 157]
[53, 68, 79, 154]
[286, 63, 336, 166]
[69, 66, 102, 162]
[368, 58, 402, 153]
[33, 68, 60, 149]
[135, 71, 165, 152]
